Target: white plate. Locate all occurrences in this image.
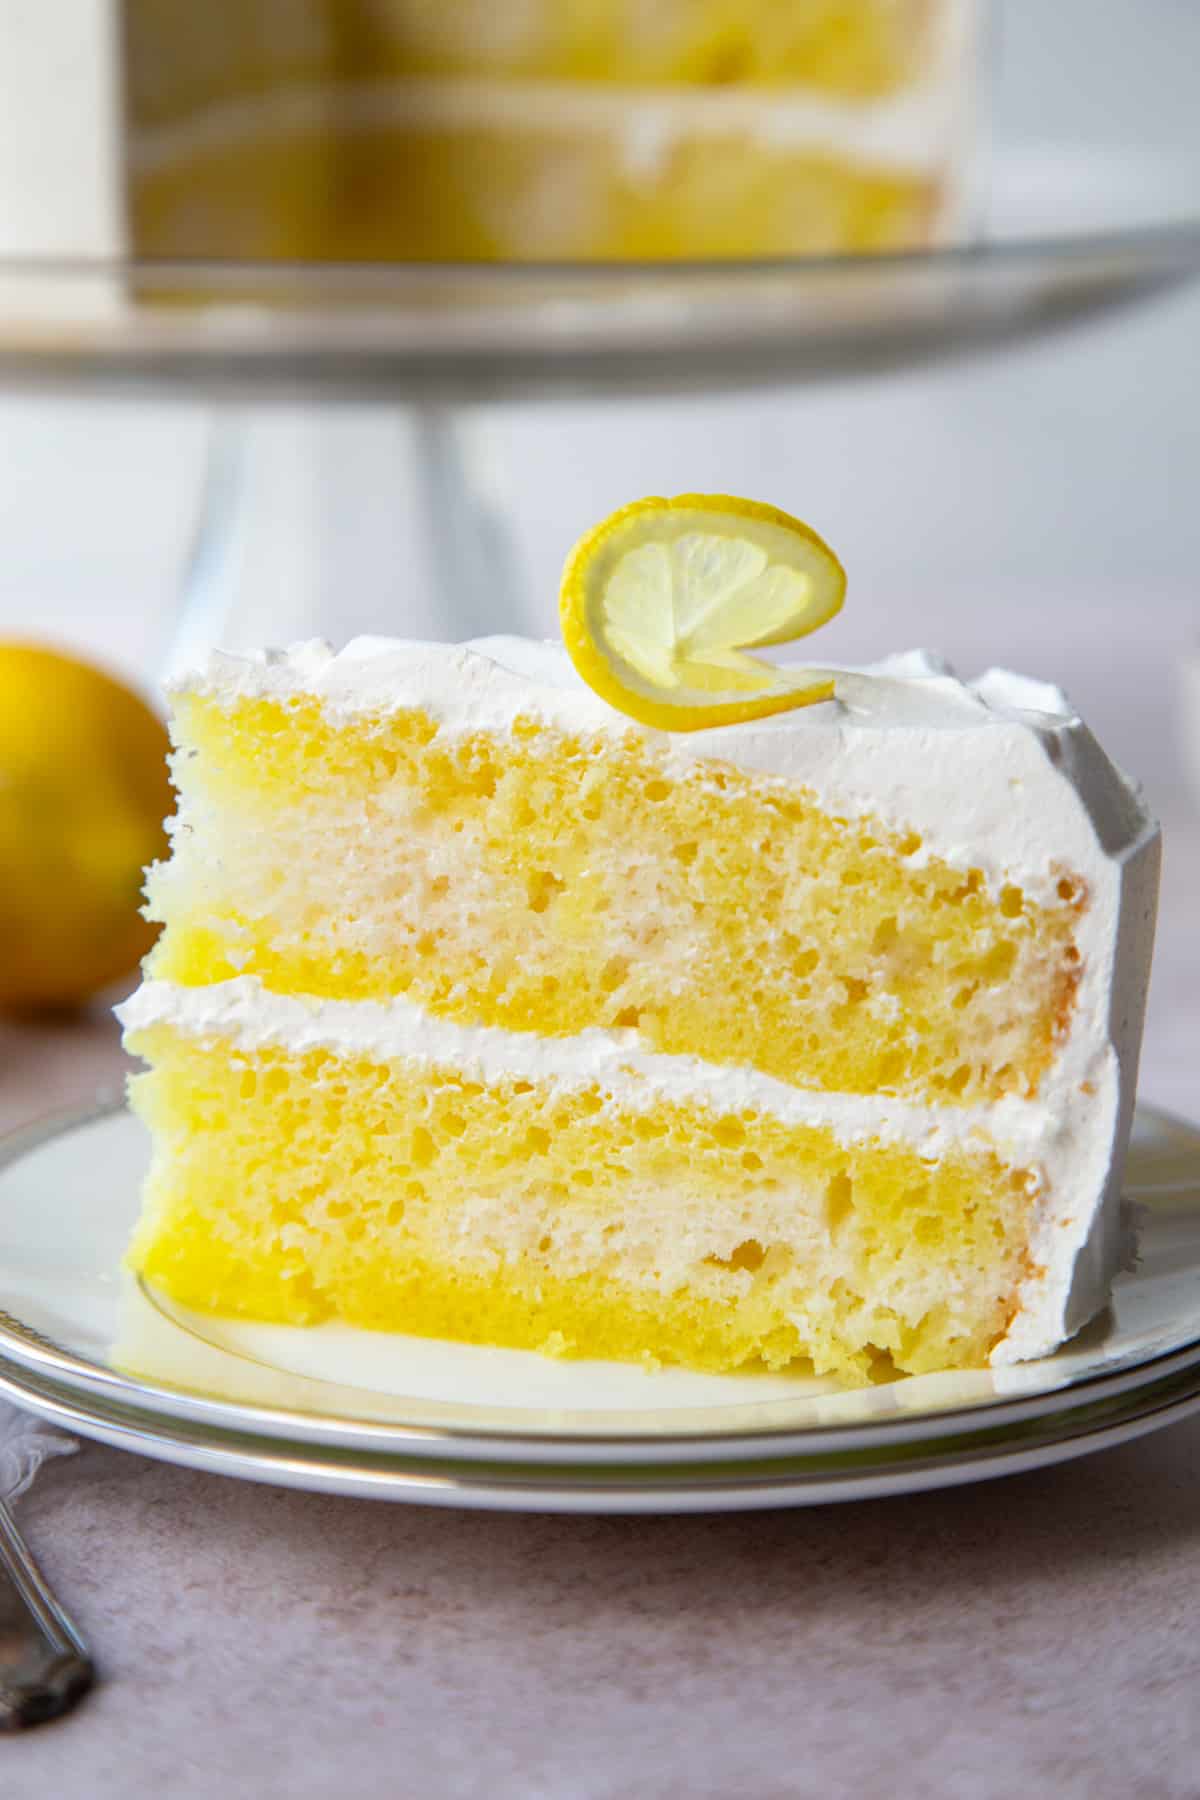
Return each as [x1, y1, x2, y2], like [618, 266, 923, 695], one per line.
[0, 1102, 1197, 1511]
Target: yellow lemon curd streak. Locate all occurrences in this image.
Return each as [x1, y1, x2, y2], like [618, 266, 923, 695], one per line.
[146, 695, 1083, 1110]
[126, 1026, 1034, 1381]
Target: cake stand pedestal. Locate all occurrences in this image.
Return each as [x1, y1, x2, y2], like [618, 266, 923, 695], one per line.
[0, 144, 1197, 659]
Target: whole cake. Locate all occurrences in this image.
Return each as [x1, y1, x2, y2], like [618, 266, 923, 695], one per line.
[120, 0, 978, 261]
[119, 511, 1159, 1380]
[1, 4, 977, 269]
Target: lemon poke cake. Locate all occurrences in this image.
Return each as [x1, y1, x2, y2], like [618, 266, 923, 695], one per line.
[120, 0, 980, 260]
[119, 497, 1159, 1382]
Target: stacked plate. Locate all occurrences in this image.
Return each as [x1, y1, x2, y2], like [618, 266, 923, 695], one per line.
[0, 1103, 1197, 1513]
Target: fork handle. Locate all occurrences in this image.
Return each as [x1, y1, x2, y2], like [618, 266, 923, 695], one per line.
[0, 1501, 92, 1729]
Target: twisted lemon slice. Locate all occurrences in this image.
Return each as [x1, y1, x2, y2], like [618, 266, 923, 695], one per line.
[560, 494, 845, 731]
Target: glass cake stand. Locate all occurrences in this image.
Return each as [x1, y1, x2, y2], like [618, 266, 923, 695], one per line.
[2, 138, 1195, 659]
[6, 0, 1200, 650]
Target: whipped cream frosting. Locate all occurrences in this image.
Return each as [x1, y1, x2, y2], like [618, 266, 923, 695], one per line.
[119, 974, 1059, 1164]
[177, 635, 1151, 909]
[149, 632, 1160, 1365]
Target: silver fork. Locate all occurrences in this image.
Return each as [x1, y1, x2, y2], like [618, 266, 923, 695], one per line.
[0, 1500, 92, 1728]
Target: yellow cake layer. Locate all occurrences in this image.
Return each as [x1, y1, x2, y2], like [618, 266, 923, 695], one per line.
[129, 114, 941, 262]
[354, 0, 944, 94]
[148, 695, 1083, 1109]
[125, 1022, 1035, 1381]
[126, 0, 946, 113]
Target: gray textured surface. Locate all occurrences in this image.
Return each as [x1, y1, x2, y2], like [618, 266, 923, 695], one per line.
[5, 1419, 1200, 1800]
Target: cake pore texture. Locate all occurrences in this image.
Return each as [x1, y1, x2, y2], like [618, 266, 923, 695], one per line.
[148, 689, 1082, 1110]
[124, 1007, 1035, 1381]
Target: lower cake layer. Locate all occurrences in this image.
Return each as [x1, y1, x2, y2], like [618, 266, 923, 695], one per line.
[123, 1000, 1037, 1382]
[131, 78, 949, 261]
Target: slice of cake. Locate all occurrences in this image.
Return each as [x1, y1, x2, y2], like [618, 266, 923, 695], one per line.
[118, 620, 1159, 1381]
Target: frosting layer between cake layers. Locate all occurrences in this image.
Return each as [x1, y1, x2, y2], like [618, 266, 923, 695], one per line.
[120, 975, 1035, 1378]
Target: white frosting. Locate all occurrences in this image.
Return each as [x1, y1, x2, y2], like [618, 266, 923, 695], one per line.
[151, 631, 1160, 1366]
[174, 634, 1151, 909]
[119, 974, 1059, 1166]
[128, 77, 948, 177]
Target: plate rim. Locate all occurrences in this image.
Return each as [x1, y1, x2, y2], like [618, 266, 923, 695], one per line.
[1, 1098, 1200, 1465]
[2, 1338, 1200, 1513]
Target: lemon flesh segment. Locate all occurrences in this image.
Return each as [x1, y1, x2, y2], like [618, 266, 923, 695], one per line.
[561, 496, 846, 732]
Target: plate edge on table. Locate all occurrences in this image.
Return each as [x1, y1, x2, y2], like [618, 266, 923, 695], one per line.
[2, 1345, 1200, 1513]
[0, 1099, 1198, 1470]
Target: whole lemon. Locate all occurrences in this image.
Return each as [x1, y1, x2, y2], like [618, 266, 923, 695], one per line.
[0, 644, 173, 1011]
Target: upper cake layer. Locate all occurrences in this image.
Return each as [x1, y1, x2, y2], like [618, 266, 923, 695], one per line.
[145, 637, 1158, 1141]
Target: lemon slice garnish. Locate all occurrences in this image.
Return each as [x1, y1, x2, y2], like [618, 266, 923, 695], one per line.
[560, 494, 846, 732]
